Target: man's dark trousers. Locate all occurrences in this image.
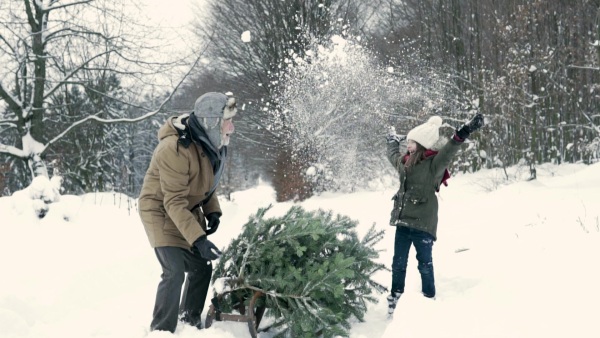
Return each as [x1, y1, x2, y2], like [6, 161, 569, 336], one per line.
[150, 246, 212, 332]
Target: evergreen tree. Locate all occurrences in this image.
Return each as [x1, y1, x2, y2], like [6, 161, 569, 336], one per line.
[212, 206, 387, 338]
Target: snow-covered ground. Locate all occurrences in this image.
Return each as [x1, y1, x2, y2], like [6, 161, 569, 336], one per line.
[1, 162, 599, 338]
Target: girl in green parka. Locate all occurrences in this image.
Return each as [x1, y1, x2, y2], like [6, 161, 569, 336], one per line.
[385, 113, 484, 315]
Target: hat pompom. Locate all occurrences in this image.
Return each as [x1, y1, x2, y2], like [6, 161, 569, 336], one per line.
[427, 116, 443, 127]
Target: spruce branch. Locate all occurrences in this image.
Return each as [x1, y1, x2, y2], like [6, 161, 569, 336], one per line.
[212, 205, 386, 337]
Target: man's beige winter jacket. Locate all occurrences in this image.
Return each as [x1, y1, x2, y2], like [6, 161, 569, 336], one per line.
[138, 116, 221, 249]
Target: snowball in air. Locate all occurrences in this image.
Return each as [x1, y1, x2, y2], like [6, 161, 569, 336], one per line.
[241, 31, 251, 42]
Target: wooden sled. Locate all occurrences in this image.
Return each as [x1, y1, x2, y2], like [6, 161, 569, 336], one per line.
[205, 290, 266, 338]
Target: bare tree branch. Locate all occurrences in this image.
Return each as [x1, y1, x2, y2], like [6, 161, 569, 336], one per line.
[44, 27, 108, 44]
[567, 65, 600, 71]
[581, 111, 600, 135]
[44, 0, 94, 13]
[0, 81, 24, 112]
[23, 0, 39, 31]
[0, 143, 27, 158]
[43, 43, 210, 151]
[43, 49, 117, 100]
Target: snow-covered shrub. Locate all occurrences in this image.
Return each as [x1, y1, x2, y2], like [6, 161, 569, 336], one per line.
[10, 175, 62, 218]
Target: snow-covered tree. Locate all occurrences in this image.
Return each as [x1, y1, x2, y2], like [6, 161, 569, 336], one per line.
[0, 0, 197, 194]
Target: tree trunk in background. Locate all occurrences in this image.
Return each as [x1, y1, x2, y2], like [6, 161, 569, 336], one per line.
[273, 144, 313, 202]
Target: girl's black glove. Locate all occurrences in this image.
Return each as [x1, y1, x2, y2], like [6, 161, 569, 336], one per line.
[386, 126, 406, 143]
[456, 113, 484, 139]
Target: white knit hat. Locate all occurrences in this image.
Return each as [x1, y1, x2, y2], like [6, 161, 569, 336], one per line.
[406, 116, 443, 149]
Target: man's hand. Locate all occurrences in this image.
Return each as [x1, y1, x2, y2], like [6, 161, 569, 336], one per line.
[205, 213, 220, 235]
[193, 235, 222, 260]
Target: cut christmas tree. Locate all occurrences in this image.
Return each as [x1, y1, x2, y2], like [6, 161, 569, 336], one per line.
[207, 205, 387, 338]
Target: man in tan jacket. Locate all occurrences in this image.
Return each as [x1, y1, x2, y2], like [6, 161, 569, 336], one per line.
[138, 92, 237, 332]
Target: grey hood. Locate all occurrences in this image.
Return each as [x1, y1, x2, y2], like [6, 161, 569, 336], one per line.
[190, 92, 237, 150]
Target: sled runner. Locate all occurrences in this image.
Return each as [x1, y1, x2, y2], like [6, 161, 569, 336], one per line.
[205, 290, 266, 338]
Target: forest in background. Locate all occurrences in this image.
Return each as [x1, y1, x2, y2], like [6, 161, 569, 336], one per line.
[1, 0, 599, 201]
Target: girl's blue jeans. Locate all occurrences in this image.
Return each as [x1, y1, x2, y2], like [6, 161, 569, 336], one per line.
[391, 226, 436, 298]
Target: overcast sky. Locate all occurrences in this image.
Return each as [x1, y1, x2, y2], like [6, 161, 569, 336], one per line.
[144, 0, 198, 26]
[142, 0, 207, 54]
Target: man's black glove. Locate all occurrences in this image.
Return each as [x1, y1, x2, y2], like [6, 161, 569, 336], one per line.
[205, 213, 220, 235]
[193, 235, 222, 260]
[456, 113, 484, 139]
